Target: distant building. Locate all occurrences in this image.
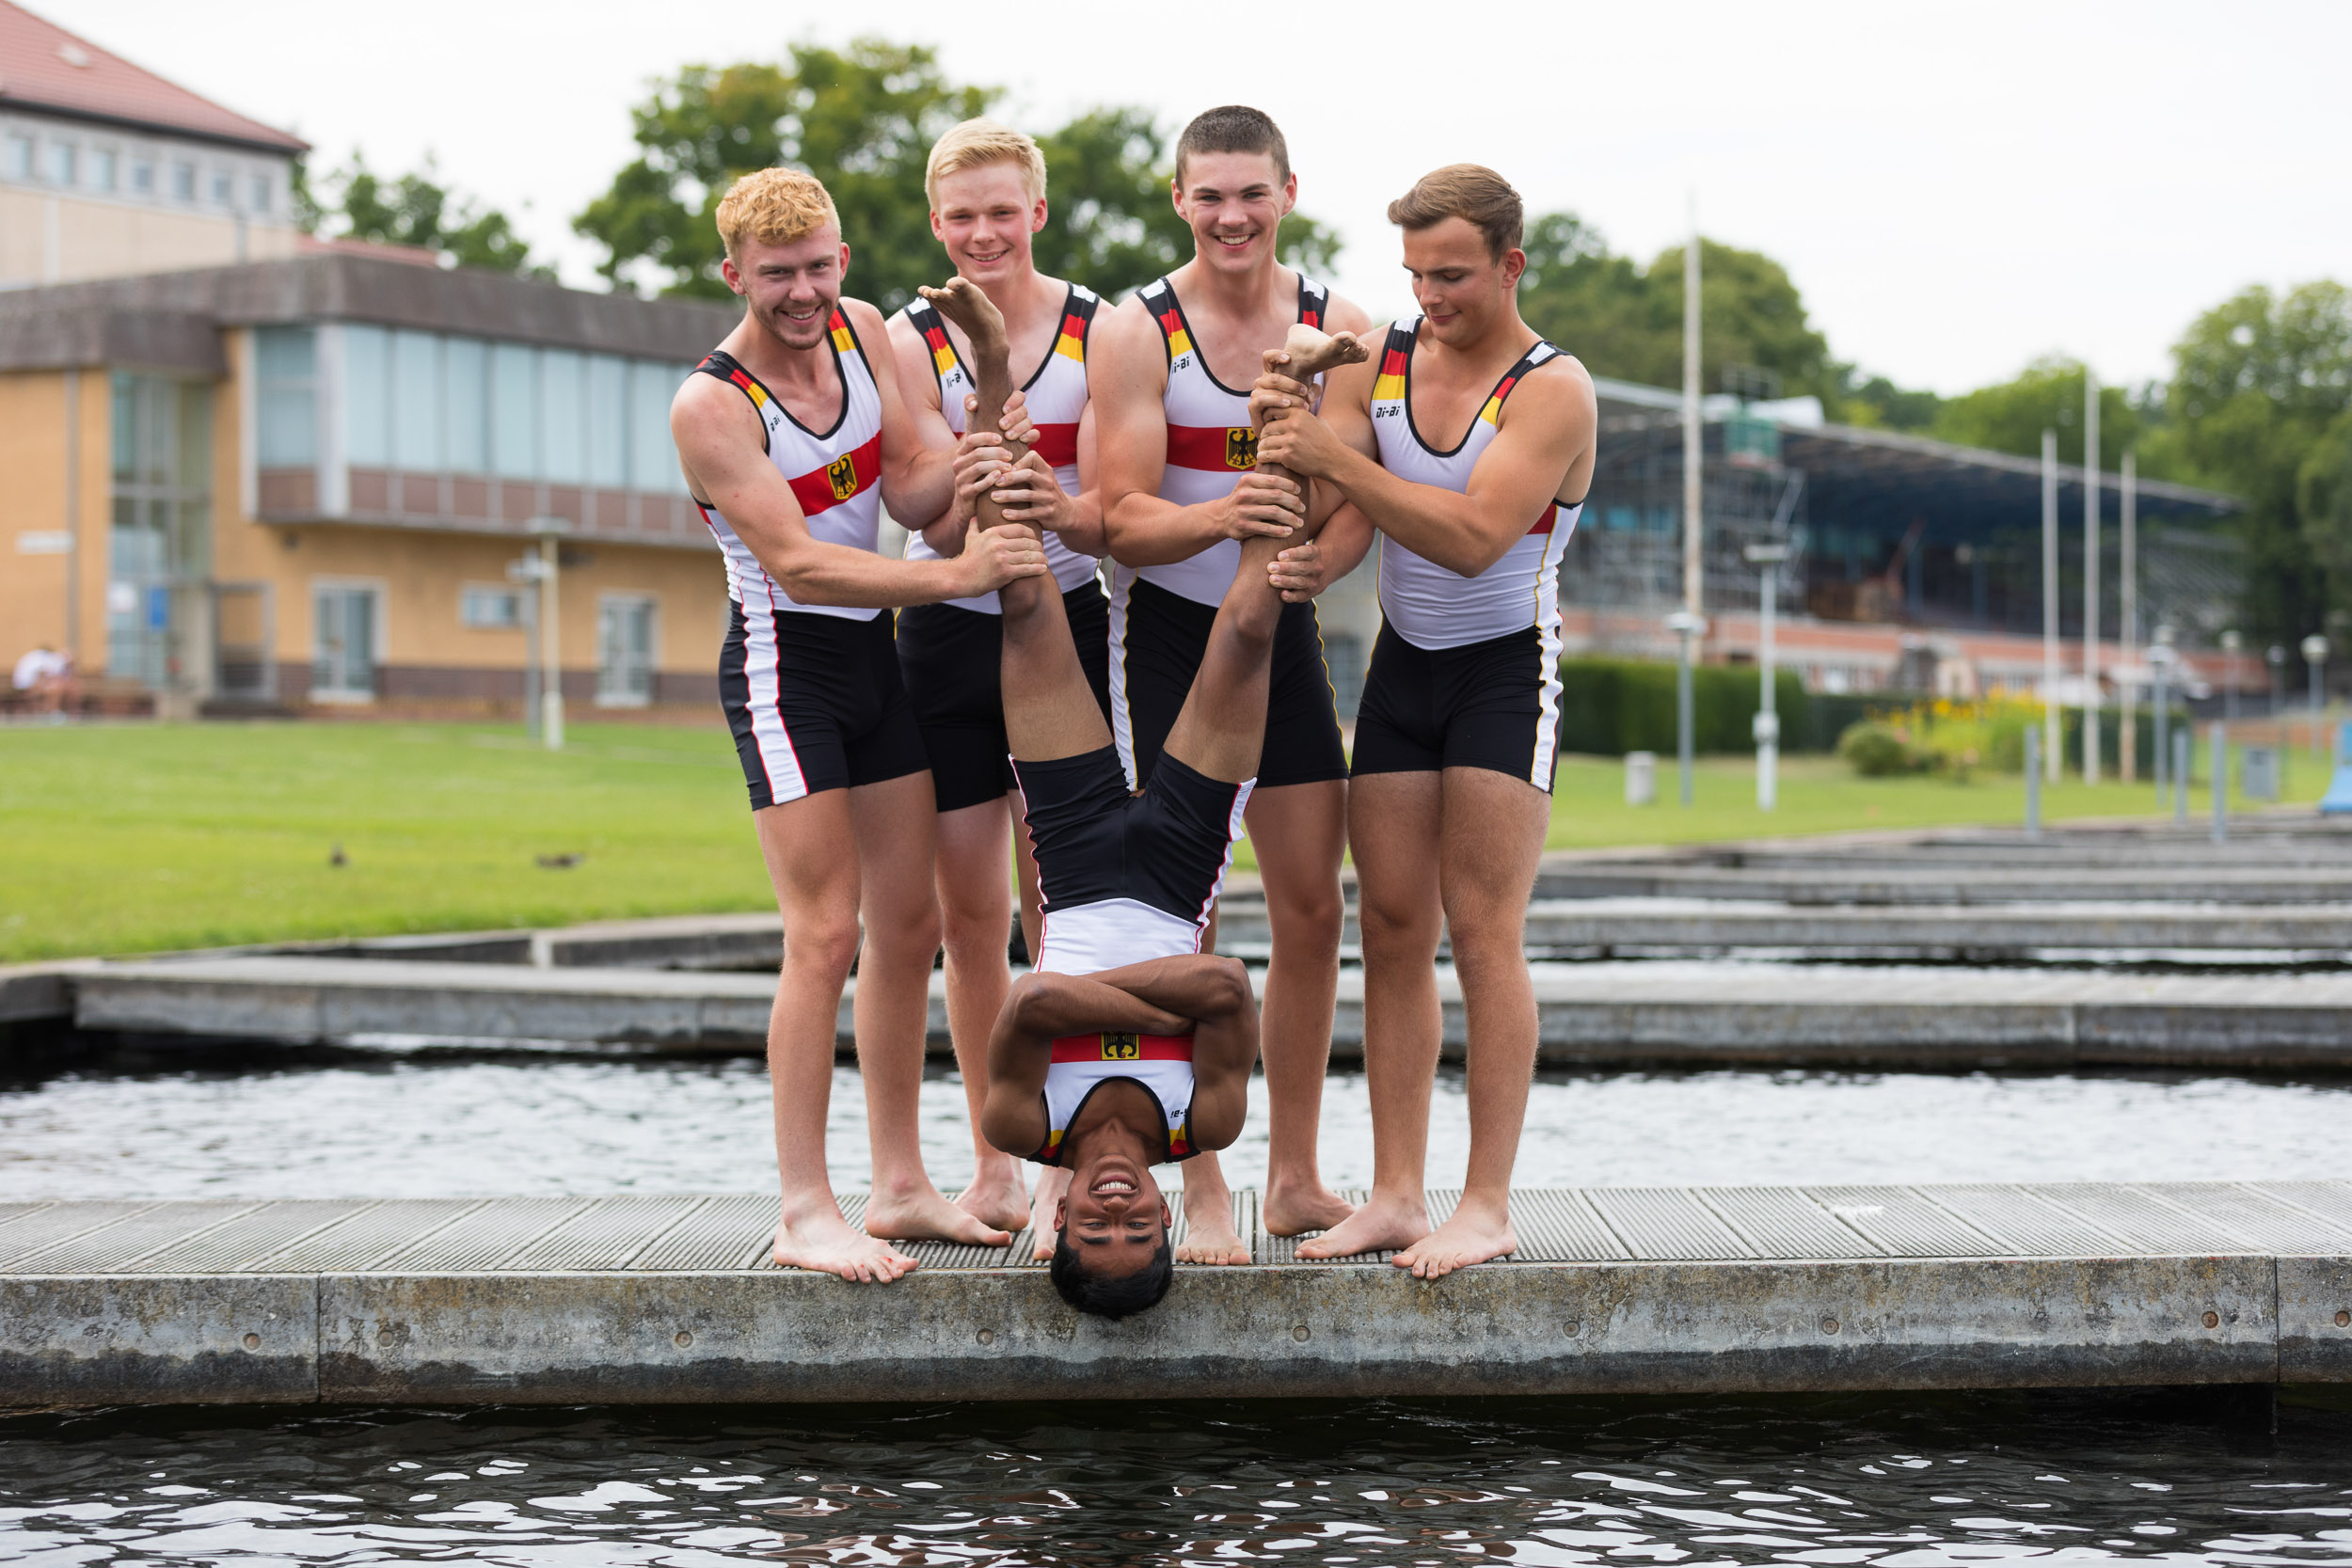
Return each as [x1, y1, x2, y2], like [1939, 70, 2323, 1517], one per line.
[0, 0, 310, 288]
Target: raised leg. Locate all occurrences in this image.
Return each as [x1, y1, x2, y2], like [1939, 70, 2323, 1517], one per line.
[1295, 769, 1445, 1260]
[1391, 766, 1550, 1278]
[752, 792, 917, 1282]
[849, 770, 1010, 1248]
[933, 794, 1029, 1231]
[919, 277, 1028, 535]
[1246, 779, 1355, 1237]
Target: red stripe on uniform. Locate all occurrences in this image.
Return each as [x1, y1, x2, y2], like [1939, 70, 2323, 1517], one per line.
[787, 433, 882, 518]
[1166, 422, 1252, 472]
[1301, 309, 1321, 328]
[1529, 502, 1559, 535]
[1380, 346, 1408, 376]
[1030, 421, 1080, 469]
[1048, 1032, 1195, 1063]
[1061, 311, 1088, 342]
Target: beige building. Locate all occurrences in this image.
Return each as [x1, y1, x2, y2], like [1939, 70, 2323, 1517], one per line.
[1, 255, 740, 714]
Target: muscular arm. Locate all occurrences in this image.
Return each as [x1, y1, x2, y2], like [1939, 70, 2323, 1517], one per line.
[1093, 297, 1303, 569]
[1258, 356, 1597, 578]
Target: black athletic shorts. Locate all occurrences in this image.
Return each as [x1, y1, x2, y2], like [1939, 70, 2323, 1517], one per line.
[719, 602, 930, 811]
[1350, 622, 1565, 793]
[1110, 575, 1347, 791]
[1011, 743, 1249, 954]
[896, 580, 1114, 815]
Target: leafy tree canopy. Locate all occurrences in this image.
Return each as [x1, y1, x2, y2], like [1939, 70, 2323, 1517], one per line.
[310, 151, 549, 278]
[1927, 356, 2153, 471]
[576, 41, 1340, 312]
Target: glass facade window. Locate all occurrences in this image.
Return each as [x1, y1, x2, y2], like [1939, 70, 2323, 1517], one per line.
[541, 350, 585, 483]
[392, 330, 441, 471]
[630, 362, 684, 494]
[249, 173, 270, 214]
[92, 147, 118, 191]
[445, 338, 487, 473]
[586, 355, 628, 488]
[490, 342, 538, 480]
[170, 162, 195, 200]
[131, 159, 153, 194]
[108, 375, 214, 688]
[597, 595, 656, 705]
[343, 325, 391, 467]
[460, 586, 525, 629]
[4, 135, 29, 181]
[312, 585, 377, 697]
[254, 325, 317, 467]
[210, 170, 230, 205]
[47, 141, 75, 185]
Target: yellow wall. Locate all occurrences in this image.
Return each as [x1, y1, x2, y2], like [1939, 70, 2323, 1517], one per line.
[0, 187, 301, 288]
[0, 369, 109, 672]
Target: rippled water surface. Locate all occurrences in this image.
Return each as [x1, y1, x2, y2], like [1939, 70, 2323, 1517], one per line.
[3, 1392, 2347, 1565]
[3, 1047, 2349, 1200]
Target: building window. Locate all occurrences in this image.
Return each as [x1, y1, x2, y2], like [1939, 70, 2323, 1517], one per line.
[255, 325, 318, 467]
[391, 329, 442, 470]
[210, 170, 230, 206]
[131, 158, 154, 194]
[460, 586, 525, 630]
[47, 141, 76, 186]
[343, 325, 390, 467]
[596, 595, 656, 706]
[249, 173, 271, 214]
[4, 134, 30, 181]
[108, 375, 214, 688]
[312, 584, 380, 699]
[586, 354, 628, 488]
[489, 342, 538, 479]
[445, 337, 487, 473]
[170, 161, 195, 200]
[92, 147, 118, 191]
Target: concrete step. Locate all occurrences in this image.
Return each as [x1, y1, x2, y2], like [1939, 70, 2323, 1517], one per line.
[2, 1181, 2344, 1405]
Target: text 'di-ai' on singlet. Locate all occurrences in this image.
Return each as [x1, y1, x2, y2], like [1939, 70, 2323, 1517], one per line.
[1369, 317, 1583, 650]
[1120, 272, 1330, 607]
[1030, 1031, 1198, 1167]
[899, 282, 1105, 613]
[691, 312, 886, 622]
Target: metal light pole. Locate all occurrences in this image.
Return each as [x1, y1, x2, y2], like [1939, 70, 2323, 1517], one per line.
[2082, 369, 2101, 784]
[2149, 628, 2175, 803]
[2220, 628, 2242, 726]
[2042, 428, 2061, 784]
[1746, 543, 1789, 810]
[526, 515, 570, 750]
[2305, 634, 2330, 757]
[1678, 198, 1703, 810]
[506, 553, 543, 738]
[2120, 451, 2137, 783]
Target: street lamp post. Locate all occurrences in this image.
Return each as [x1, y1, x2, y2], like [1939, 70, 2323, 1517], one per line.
[2304, 634, 2330, 757]
[1745, 543, 1790, 811]
[525, 515, 570, 751]
[1665, 609, 1707, 806]
[2220, 629, 2242, 726]
[2149, 627, 2176, 803]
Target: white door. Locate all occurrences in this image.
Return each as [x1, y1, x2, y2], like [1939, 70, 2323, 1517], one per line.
[312, 585, 377, 699]
[596, 595, 654, 706]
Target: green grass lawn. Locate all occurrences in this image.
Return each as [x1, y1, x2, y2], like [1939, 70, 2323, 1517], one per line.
[0, 719, 2330, 962]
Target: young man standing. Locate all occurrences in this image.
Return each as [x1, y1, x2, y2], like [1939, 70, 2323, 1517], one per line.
[884, 119, 1112, 1242]
[670, 168, 1050, 1282]
[1252, 165, 1597, 1277]
[1092, 105, 1366, 1259]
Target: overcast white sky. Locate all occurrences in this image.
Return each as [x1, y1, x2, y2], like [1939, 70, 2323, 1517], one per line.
[45, 0, 2352, 395]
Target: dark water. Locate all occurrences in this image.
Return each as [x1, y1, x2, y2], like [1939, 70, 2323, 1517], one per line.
[2, 1391, 2346, 1565]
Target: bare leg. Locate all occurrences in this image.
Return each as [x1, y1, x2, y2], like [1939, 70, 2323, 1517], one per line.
[850, 771, 1010, 1247]
[1393, 767, 1550, 1278]
[919, 277, 1028, 534]
[753, 792, 917, 1282]
[1174, 1148, 1249, 1265]
[1247, 780, 1355, 1237]
[1295, 770, 1444, 1260]
[933, 795, 1029, 1231]
[1028, 1164, 1072, 1259]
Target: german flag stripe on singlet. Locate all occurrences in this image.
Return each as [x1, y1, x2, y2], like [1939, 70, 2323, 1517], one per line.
[693, 335, 880, 520]
[1157, 274, 1325, 473]
[1048, 1031, 1195, 1064]
[1370, 321, 1558, 536]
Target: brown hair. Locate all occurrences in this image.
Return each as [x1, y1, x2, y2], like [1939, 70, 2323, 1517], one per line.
[1387, 164, 1524, 260]
[1173, 104, 1290, 188]
[714, 168, 838, 259]
[926, 118, 1047, 209]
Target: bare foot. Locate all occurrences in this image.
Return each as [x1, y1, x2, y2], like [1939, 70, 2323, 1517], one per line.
[918, 276, 1008, 358]
[1274, 323, 1370, 379]
[773, 1212, 917, 1283]
[954, 1160, 1030, 1234]
[1263, 1179, 1357, 1239]
[1028, 1166, 1072, 1260]
[863, 1185, 1011, 1248]
[1175, 1189, 1250, 1266]
[1392, 1194, 1517, 1279]
[1295, 1193, 1430, 1260]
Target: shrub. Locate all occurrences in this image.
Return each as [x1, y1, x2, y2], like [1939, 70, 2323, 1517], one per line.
[1836, 720, 1921, 777]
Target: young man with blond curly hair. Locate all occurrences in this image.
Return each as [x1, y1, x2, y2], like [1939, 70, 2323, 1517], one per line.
[670, 167, 1049, 1283]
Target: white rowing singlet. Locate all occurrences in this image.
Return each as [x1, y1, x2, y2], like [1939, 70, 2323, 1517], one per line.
[1031, 1031, 1197, 1166]
[900, 282, 1104, 613]
[692, 313, 886, 622]
[1368, 317, 1582, 650]
[1116, 272, 1330, 607]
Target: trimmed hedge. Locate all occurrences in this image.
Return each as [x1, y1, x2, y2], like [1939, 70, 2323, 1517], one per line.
[1556, 657, 1812, 755]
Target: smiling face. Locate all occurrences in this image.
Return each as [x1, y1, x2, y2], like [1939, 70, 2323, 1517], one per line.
[931, 162, 1045, 283]
[1054, 1145, 1173, 1277]
[723, 225, 849, 353]
[1402, 216, 1525, 347]
[1173, 150, 1295, 277]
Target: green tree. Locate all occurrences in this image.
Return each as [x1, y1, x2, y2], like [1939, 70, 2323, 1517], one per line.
[1929, 356, 2147, 468]
[1836, 372, 1941, 432]
[317, 151, 549, 278]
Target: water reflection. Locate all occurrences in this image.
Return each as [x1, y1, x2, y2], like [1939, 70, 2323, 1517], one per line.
[2, 1391, 2346, 1565]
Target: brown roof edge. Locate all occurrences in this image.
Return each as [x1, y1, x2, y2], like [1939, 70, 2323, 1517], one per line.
[0, 254, 741, 362]
[0, 306, 225, 377]
[0, 0, 309, 153]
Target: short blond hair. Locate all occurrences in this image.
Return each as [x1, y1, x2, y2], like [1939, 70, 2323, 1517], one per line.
[715, 168, 839, 259]
[925, 119, 1047, 210]
[1388, 164, 1524, 261]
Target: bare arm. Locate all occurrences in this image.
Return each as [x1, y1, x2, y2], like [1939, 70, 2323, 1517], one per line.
[671, 374, 1044, 609]
[977, 969, 1198, 1159]
[1093, 297, 1304, 569]
[1257, 356, 1597, 578]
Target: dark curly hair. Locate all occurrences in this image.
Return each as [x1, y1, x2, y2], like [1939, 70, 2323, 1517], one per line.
[1048, 1227, 1174, 1319]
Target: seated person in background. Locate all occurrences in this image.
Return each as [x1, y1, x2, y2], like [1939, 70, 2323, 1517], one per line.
[921, 274, 1366, 1316]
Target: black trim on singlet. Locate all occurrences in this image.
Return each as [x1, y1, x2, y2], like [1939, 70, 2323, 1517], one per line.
[1397, 324, 1563, 459]
[908, 281, 1092, 405]
[1146, 270, 1328, 399]
[693, 350, 778, 455]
